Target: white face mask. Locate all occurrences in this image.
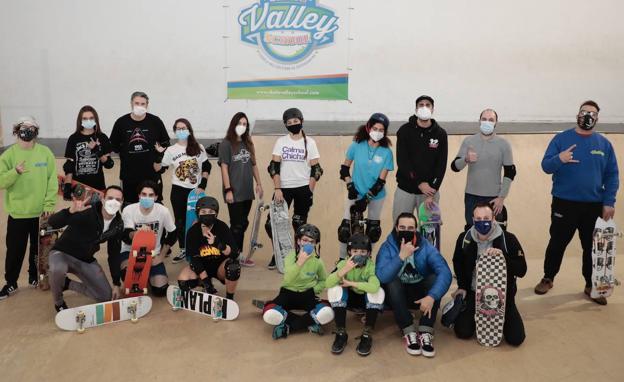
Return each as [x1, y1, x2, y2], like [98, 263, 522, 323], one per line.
[82, 119, 96, 129]
[416, 106, 432, 121]
[104, 199, 122, 215]
[480, 121, 495, 135]
[235, 124, 247, 136]
[132, 106, 147, 117]
[369, 130, 384, 142]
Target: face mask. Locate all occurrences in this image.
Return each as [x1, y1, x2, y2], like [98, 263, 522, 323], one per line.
[302, 243, 314, 255]
[578, 114, 596, 130]
[198, 214, 216, 227]
[480, 121, 495, 135]
[235, 124, 247, 136]
[416, 107, 432, 121]
[82, 119, 96, 130]
[104, 199, 121, 215]
[132, 106, 147, 117]
[18, 128, 37, 142]
[397, 230, 415, 244]
[474, 220, 493, 235]
[369, 130, 384, 142]
[352, 254, 369, 267]
[139, 196, 154, 209]
[175, 130, 190, 141]
[286, 123, 303, 135]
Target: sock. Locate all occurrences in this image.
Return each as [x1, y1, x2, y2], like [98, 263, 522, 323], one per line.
[226, 292, 234, 300]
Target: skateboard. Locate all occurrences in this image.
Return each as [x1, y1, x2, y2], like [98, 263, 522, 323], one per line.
[185, 188, 206, 261]
[57, 174, 104, 203]
[350, 201, 367, 236]
[167, 285, 239, 320]
[269, 200, 294, 274]
[124, 230, 157, 297]
[475, 252, 507, 347]
[55, 296, 152, 333]
[242, 199, 267, 265]
[418, 201, 442, 251]
[37, 214, 62, 290]
[591, 218, 622, 299]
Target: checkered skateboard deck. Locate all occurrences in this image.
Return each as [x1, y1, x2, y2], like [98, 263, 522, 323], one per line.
[475, 252, 507, 347]
[591, 218, 620, 299]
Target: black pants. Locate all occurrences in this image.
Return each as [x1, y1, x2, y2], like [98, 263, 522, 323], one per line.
[227, 199, 253, 255]
[334, 289, 380, 330]
[170, 184, 193, 250]
[5, 216, 39, 286]
[270, 287, 318, 332]
[264, 185, 314, 238]
[543, 197, 602, 287]
[454, 292, 525, 346]
[122, 176, 163, 205]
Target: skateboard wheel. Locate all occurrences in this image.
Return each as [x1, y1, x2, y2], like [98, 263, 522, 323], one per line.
[143, 288, 148, 295]
[131, 317, 138, 323]
[132, 250, 138, 258]
[125, 288, 130, 294]
[77, 327, 85, 334]
[150, 251, 156, 258]
[172, 306, 180, 311]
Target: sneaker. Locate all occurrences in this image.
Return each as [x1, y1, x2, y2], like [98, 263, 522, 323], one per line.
[267, 256, 276, 270]
[0, 284, 17, 300]
[240, 258, 256, 267]
[164, 247, 172, 258]
[272, 323, 290, 339]
[356, 333, 373, 357]
[403, 331, 421, 355]
[202, 279, 218, 295]
[331, 330, 348, 354]
[29, 277, 39, 288]
[308, 323, 324, 335]
[63, 277, 71, 292]
[534, 278, 553, 295]
[419, 332, 435, 357]
[584, 287, 607, 305]
[55, 301, 68, 312]
[172, 250, 186, 264]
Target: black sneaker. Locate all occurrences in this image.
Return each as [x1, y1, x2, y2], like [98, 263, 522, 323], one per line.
[29, 277, 39, 288]
[419, 332, 435, 358]
[356, 333, 373, 357]
[267, 256, 276, 270]
[55, 301, 68, 312]
[172, 250, 186, 264]
[331, 330, 348, 354]
[202, 278, 218, 295]
[0, 284, 17, 300]
[403, 331, 421, 355]
[63, 277, 71, 291]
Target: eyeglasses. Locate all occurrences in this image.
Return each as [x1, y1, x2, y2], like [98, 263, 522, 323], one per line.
[580, 110, 598, 118]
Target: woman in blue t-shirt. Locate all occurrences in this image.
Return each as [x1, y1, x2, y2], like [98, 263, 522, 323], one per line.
[338, 113, 394, 259]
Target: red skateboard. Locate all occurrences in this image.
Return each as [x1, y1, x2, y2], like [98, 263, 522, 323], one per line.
[124, 231, 157, 297]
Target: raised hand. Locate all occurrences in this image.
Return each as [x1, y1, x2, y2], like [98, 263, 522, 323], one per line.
[559, 144, 579, 164]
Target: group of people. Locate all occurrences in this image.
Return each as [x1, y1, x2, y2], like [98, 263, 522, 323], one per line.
[0, 92, 618, 356]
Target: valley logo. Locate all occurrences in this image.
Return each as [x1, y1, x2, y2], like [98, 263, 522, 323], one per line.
[238, 0, 340, 67]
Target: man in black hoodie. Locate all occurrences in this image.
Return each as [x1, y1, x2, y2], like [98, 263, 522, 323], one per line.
[47, 186, 125, 312]
[392, 95, 448, 222]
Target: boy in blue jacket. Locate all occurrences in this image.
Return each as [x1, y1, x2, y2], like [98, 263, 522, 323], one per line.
[376, 212, 451, 358]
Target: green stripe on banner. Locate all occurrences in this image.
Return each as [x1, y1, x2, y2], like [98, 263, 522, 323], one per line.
[96, 304, 104, 325]
[228, 83, 348, 100]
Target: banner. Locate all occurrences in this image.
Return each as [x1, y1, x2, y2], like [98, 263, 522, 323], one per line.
[225, 0, 350, 100]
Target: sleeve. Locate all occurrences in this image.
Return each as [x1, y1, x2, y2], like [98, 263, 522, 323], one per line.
[106, 232, 122, 286]
[122, 207, 135, 229]
[506, 233, 528, 278]
[502, 139, 514, 167]
[272, 138, 282, 157]
[218, 140, 232, 165]
[199, 145, 209, 164]
[218, 223, 238, 256]
[282, 251, 302, 286]
[43, 149, 58, 212]
[356, 263, 381, 293]
[384, 148, 394, 171]
[425, 244, 452, 301]
[324, 261, 345, 288]
[307, 138, 320, 161]
[109, 119, 121, 153]
[161, 147, 173, 166]
[47, 208, 73, 229]
[451, 137, 469, 172]
[602, 140, 619, 207]
[345, 142, 356, 161]
[163, 207, 177, 232]
[156, 117, 171, 147]
[541, 135, 564, 174]
[100, 133, 113, 155]
[313, 260, 328, 294]
[395, 127, 413, 175]
[0, 150, 19, 190]
[186, 226, 201, 258]
[452, 232, 471, 290]
[64, 136, 74, 159]
[430, 131, 448, 190]
[374, 242, 403, 284]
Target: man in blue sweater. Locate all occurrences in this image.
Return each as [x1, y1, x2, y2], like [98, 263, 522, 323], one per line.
[535, 100, 619, 305]
[376, 212, 451, 358]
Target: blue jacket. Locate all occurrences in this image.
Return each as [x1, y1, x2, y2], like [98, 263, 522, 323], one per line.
[375, 231, 452, 301]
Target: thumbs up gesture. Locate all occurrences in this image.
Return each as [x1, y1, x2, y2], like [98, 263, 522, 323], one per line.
[466, 146, 478, 163]
[559, 144, 580, 164]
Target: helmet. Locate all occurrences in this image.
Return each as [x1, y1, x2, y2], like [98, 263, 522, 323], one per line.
[196, 196, 219, 215]
[346, 232, 371, 252]
[368, 113, 389, 130]
[295, 223, 320, 242]
[282, 108, 304, 124]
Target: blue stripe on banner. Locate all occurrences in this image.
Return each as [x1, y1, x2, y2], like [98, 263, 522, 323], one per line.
[228, 76, 348, 88]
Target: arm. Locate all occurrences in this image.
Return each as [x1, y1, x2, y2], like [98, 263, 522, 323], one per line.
[541, 136, 564, 174]
[430, 131, 448, 190]
[452, 233, 471, 291]
[602, 142, 619, 207]
[499, 141, 516, 198]
[47, 208, 73, 229]
[282, 251, 302, 286]
[354, 263, 381, 293]
[395, 128, 413, 176]
[313, 261, 328, 294]
[109, 120, 121, 153]
[308, 158, 319, 191]
[270, 154, 282, 189]
[375, 243, 404, 284]
[325, 261, 345, 288]
[425, 245, 452, 301]
[0, 151, 19, 189]
[43, 150, 58, 212]
[450, 138, 469, 172]
[506, 233, 528, 278]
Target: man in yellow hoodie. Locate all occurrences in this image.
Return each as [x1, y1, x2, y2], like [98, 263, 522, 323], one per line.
[0, 117, 57, 299]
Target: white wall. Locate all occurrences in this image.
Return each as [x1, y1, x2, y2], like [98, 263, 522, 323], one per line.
[1, 0, 623, 141]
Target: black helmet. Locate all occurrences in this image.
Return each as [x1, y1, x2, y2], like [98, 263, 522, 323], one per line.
[295, 223, 320, 242]
[368, 113, 389, 130]
[196, 196, 219, 215]
[283, 108, 304, 124]
[347, 233, 371, 252]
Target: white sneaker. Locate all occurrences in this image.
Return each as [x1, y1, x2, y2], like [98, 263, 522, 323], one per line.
[172, 251, 186, 264]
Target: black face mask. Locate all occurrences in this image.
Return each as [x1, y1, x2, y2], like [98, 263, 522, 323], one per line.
[578, 114, 596, 131]
[198, 214, 216, 227]
[351, 254, 369, 267]
[286, 123, 303, 135]
[18, 128, 37, 142]
[396, 230, 416, 245]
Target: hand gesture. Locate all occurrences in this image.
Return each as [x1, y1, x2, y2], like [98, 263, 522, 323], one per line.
[202, 225, 215, 244]
[15, 161, 27, 174]
[88, 138, 100, 150]
[559, 144, 579, 164]
[296, 250, 312, 266]
[489, 197, 505, 216]
[154, 142, 166, 153]
[415, 295, 435, 318]
[466, 146, 478, 163]
[485, 247, 503, 257]
[69, 198, 91, 214]
[399, 238, 416, 260]
[274, 189, 284, 203]
[418, 182, 436, 197]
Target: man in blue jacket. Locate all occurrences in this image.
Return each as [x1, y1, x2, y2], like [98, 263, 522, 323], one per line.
[535, 100, 619, 305]
[376, 212, 451, 358]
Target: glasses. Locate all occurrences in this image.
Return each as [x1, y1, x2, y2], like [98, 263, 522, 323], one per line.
[580, 111, 598, 118]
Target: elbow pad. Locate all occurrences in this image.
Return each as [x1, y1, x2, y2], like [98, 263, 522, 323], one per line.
[102, 156, 114, 169]
[310, 163, 323, 181]
[156, 165, 169, 175]
[450, 157, 462, 172]
[339, 164, 350, 181]
[198, 177, 208, 190]
[122, 228, 134, 245]
[367, 178, 386, 198]
[503, 164, 517, 180]
[202, 160, 212, 174]
[62, 159, 75, 175]
[164, 229, 177, 246]
[267, 160, 281, 178]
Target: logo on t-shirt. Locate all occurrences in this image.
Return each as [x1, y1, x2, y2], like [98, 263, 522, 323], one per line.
[75, 141, 99, 175]
[282, 146, 306, 161]
[128, 128, 149, 153]
[428, 138, 439, 149]
[136, 221, 159, 233]
[233, 149, 251, 164]
[373, 155, 384, 164]
[175, 158, 200, 184]
[199, 244, 221, 257]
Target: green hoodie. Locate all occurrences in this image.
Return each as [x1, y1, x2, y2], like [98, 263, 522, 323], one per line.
[325, 258, 380, 294]
[282, 250, 327, 294]
[0, 143, 58, 218]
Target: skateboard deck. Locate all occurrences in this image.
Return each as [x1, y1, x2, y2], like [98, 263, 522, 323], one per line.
[350, 202, 367, 236]
[37, 214, 61, 290]
[269, 200, 293, 274]
[55, 296, 152, 332]
[475, 252, 507, 347]
[57, 174, 104, 203]
[243, 199, 266, 264]
[418, 201, 442, 251]
[167, 285, 239, 320]
[591, 218, 621, 299]
[185, 188, 206, 261]
[124, 231, 157, 297]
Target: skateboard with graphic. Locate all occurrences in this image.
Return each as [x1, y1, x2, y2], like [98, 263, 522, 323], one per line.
[242, 199, 267, 266]
[475, 251, 507, 347]
[167, 285, 239, 321]
[350, 200, 367, 236]
[37, 214, 62, 290]
[57, 174, 104, 203]
[591, 218, 622, 299]
[55, 296, 152, 333]
[269, 200, 293, 274]
[418, 201, 442, 251]
[185, 188, 207, 262]
[124, 231, 157, 297]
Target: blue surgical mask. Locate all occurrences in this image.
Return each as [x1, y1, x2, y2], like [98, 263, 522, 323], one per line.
[176, 130, 190, 141]
[82, 119, 96, 130]
[474, 220, 493, 235]
[139, 196, 155, 209]
[479, 121, 495, 135]
[302, 243, 314, 255]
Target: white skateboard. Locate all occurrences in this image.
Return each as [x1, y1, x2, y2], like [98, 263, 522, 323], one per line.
[591, 218, 621, 299]
[166, 285, 239, 320]
[269, 200, 293, 274]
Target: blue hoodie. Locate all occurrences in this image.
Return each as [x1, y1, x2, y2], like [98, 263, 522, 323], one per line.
[375, 231, 452, 301]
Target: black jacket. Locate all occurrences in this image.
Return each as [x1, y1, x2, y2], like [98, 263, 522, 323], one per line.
[452, 229, 527, 299]
[396, 116, 448, 194]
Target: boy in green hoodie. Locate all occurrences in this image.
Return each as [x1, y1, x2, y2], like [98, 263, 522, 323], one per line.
[0, 117, 57, 299]
[326, 233, 385, 356]
[262, 223, 334, 339]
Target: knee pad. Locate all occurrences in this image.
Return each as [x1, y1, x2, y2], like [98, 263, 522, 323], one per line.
[151, 284, 168, 297]
[337, 219, 351, 243]
[151, 262, 167, 277]
[189, 260, 206, 276]
[327, 286, 348, 308]
[225, 259, 241, 281]
[310, 302, 334, 325]
[291, 214, 306, 231]
[262, 303, 287, 326]
[178, 279, 199, 291]
[264, 217, 273, 239]
[365, 288, 385, 310]
[366, 220, 382, 243]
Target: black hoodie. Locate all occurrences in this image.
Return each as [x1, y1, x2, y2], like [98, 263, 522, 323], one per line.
[395, 116, 448, 194]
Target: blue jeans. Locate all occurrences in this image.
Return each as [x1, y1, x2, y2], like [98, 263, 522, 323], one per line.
[464, 193, 496, 229]
[382, 275, 441, 334]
